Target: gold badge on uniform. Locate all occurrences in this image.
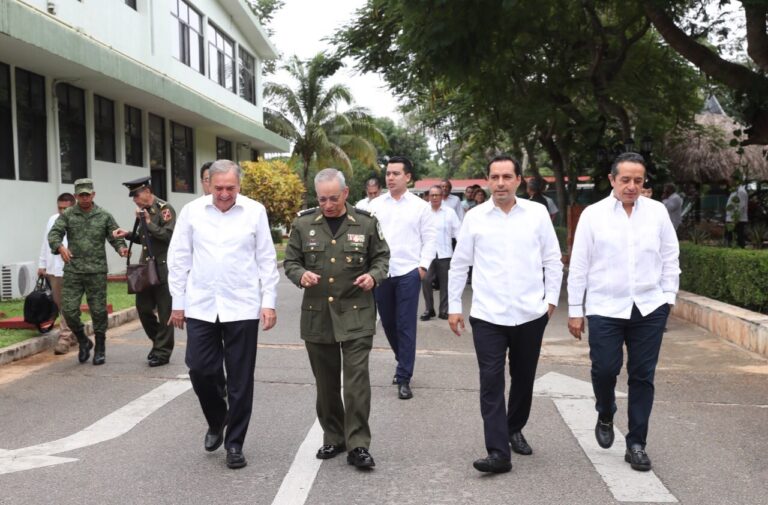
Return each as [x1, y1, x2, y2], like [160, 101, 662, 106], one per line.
[161, 208, 173, 222]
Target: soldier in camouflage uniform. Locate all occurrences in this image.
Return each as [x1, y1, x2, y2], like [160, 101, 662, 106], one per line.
[48, 179, 129, 365]
[284, 168, 389, 469]
[113, 176, 176, 367]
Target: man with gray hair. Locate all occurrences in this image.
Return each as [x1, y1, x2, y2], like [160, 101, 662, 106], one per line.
[355, 177, 382, 211]
[167, 159, 280, 470]
[285, 168, 390, 468]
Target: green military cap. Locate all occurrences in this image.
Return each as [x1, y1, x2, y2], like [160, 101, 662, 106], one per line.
[122, 176, 152, 197]
[74, 178, 95, 195]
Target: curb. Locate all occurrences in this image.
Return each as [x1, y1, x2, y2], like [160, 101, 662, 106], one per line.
[0, 307, 139, 367]
[672, 291, 768, 358]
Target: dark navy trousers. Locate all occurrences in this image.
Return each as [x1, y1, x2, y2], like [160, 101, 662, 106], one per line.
[375, 268, 421, 383]
[470, 314, 549, 460]
[587, 303, 669, 449]
[186, 317, 259, 451]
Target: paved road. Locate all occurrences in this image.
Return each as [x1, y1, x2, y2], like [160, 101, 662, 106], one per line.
[1, 273, 766, 505]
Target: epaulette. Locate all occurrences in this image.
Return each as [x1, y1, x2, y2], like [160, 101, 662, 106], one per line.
[297, 207, 319, 217]
[354, 208, 372, 217]
[156, 198, 168, 208]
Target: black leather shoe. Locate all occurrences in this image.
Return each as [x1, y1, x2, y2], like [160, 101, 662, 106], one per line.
[204, 422, 226, 452]
[78, 339, 93, 363]
[391, 374, 398, 385]
[398, 382, 413, 400]
[473, 454, 512, 473]
[316, 444, 346, 459]
[438, 313, 448, 320]
[625, 445, 652, 471]
[147, 351, 155, 361]
[595, 418, 615, 449]
[419, 310, 435, 321]
[346, 447, 375, 468]
[509, 431, 532, 455]
[226, 447, 247, 469]
[148, 356, 169, 367]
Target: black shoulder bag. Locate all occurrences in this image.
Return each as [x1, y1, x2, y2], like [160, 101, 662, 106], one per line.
[126, 216, 160, 294]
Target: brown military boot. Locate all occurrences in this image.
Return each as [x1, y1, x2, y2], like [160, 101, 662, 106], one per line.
[53, 337, 70, 355]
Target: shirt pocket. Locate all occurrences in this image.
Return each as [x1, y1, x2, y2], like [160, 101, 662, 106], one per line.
[342, 244, 367, 270]
[340, 298, 370, 331]
[302, 243, 326, 270]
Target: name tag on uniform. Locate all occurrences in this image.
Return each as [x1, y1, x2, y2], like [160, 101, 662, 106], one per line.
[347, 233, 365, 244]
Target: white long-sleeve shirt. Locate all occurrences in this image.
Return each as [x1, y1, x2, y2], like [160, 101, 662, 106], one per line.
[38, 213, 66, 277]
[167, 194, 279, 323]
[432, 205, 461, 259]
[448, 198, 563, 326]
[567, 195, 680, 319]
[443, 194, 465, 221]
[368, 190, 437, 276]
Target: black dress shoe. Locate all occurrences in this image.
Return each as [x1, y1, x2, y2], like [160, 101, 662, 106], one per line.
[226, 447, 247, 469]
[625, 444, 652, 471]
[346, 447, 375, 468]
[78, 339, 93, 363]
[509, 431, 532, 455]
[148, 356, 169, 367]
[438, 313, 448, 320]
[204, 422, 226, 452]
[391, 374, 398, 385]
[316, 444, 346, 459]
[419, 310, 435, 321]
[473, 454, 512, 473]
[398, 382, 413, 400]
[147, 351, 155, 361]
[595, 418, 615, 449]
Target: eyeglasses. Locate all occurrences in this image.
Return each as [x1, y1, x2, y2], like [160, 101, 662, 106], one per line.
[318, 194, 342, 204]
[429, 194, 442, 198]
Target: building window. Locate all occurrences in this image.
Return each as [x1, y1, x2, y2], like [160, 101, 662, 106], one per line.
[216, 137, 232, 160]
[171, 121, 194, 193]
[171, 0, 204, 74]
[0, 62, 13, 179]
[15, 68, 47, 182]
[250, 148, 259, 162]
[125, 105, 143, 167]
[208, 24, 235, 92]
[57, 83, 87, 183]
[125, 0, 137, 9]
[94, 95, 115, 163]
[149, 113, 166, 169]
[239, 48, 256, 105]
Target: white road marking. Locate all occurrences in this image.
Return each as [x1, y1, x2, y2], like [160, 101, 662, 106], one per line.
[535, 372, 677, 503]
[270, 418, 324, 505]
[0, 379, 192, 475]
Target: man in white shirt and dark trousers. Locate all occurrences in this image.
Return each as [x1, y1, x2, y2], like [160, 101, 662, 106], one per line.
[38, 193, 76, 354]
[448, 155, 563, 474]
[167, 160, 280, 470]
[440, 179, 464, 221]
[421, 185, 460, 321]
[567, 152, 680, 472]
[369, 156, 436, 400]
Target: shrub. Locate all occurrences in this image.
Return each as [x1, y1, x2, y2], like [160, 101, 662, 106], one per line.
[240, 160, 304, 229]
[680, 242, 768, 313]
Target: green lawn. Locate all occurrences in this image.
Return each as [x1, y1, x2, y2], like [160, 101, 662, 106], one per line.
[0, 282, 135, 349]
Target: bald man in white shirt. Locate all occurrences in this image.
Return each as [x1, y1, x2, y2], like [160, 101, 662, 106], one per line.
[568, 152, 680, 473]
[168, 160, 279, 470]
[448, 155, 562, 474]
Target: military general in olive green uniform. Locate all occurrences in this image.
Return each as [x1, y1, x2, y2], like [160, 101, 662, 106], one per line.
[284, 168, 389, 469]
[113, 176, 176, 367]
[48, 179, 129, 365]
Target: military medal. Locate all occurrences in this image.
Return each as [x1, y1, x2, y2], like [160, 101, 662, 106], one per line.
[309, 229, 316, 236]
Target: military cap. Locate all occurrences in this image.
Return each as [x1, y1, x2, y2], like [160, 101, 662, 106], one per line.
[74, 178, 95, 195]
[122, 176, 152, 197]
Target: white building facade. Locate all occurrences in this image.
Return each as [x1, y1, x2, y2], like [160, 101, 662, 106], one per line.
[0, 0, 289, 291]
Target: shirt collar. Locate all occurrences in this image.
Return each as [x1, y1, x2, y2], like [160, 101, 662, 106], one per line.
[610, 193, 641, 212]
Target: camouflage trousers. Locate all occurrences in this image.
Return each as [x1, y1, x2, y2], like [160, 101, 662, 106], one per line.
[62, 272, 108, 335]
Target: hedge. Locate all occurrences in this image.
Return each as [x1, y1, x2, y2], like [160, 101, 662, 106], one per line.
[680, 242, 768, 313]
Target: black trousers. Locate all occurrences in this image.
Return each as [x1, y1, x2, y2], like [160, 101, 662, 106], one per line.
[185, 317, 259, 450]
[470, 314, 548, 460]
[136, 282, 174, 360]
[587, 303, 669, 449]
[421, 257, 450, 315]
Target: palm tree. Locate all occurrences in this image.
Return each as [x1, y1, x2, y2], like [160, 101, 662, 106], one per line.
[264, 53, 387, 199]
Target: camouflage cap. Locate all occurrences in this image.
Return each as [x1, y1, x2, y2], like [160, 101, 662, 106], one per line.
[74, 178, 95, 195]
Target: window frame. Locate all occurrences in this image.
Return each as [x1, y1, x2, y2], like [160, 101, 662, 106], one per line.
[124, 104, 144, 167]
[0, 62, 13, 180]
[15, 67, 48, 182]
[208, 23, 235, 93]
[93, 94, 116, 163]
[171, 0, 204, 74]
[216, 137, 232, 161]
[238, 47, 256, 105]
[170, 121, 194, 194]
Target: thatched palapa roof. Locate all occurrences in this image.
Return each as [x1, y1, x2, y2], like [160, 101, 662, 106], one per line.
[664, 99, 768, 183]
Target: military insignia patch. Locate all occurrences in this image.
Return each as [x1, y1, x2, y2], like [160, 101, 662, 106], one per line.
[376, 221, 384, 240]
[161, 208, 173, 222]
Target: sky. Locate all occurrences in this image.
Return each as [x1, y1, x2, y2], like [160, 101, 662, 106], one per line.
[267, 0, 402, 122]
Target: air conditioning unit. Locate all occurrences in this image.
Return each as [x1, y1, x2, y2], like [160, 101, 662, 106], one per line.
[1, 262, 37, 301]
